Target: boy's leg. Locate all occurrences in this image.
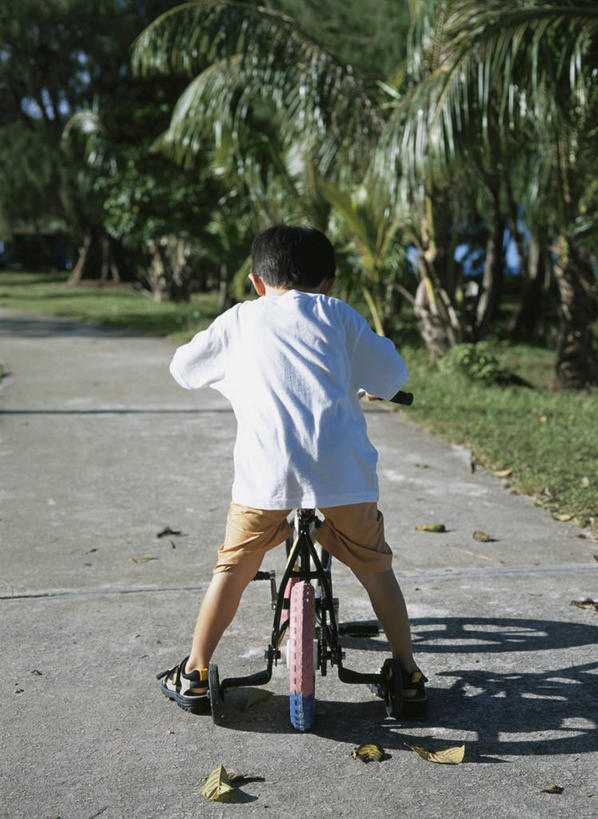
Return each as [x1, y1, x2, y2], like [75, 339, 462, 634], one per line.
[352, 567, 417, 673]
[182, 504, 291, 689]
[185, 551, 264, 682]
[317, 503, 423, 696]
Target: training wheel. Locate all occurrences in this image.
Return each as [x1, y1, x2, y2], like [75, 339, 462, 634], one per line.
[208, 663, 224, 725]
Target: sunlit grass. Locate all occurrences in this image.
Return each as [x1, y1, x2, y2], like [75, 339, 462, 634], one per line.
[0, 271, 220, 338]
[398, 345, 598, 531]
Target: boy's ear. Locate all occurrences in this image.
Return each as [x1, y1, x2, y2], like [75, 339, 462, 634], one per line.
[248, 272, 266, 296]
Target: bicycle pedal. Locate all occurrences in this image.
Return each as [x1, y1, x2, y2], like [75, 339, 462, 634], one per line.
[252, 570, 275, 581]
[338, 620, 380, 637]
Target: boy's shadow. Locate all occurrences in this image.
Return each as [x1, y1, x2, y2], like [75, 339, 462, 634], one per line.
[219, 616, 598, 758]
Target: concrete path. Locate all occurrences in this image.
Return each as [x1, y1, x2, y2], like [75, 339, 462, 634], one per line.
[1, 307, 597, 819]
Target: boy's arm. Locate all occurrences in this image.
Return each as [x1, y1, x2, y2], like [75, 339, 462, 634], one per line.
[351, 321, 408, 400]
[169, 321, 226, 390]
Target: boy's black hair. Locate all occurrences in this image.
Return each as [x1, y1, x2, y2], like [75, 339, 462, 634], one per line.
[251, 225, 336, 290]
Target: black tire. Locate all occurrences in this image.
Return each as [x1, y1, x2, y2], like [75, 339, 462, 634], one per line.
[382, 658, 403, 719]
[208, 663, 224, 725]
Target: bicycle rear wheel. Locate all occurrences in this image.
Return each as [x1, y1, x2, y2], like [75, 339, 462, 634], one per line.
[288, 580, 316, 731]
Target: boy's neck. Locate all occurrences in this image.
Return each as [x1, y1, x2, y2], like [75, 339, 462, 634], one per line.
[249, 272, 336, 298]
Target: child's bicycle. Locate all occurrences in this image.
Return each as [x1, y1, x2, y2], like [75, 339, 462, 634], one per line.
[207, 389, 427, 731]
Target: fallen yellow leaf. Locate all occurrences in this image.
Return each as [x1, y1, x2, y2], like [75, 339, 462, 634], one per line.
[553, 513, 573, 522]
[472, 531, 494, 542]
[492, 468, 513, 478]
[245, 689, 273, 710]
[405, 743, 465, 764]
[415, 524, 446, 533]
[570, 598, 598, 613]
[128, 555, 156, 564]
[351, 743, 385, 762]
[200, 765, 239, 802]
[540, 784, 564, 794]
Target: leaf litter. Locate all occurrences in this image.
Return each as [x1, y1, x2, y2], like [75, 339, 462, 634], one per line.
[157, 526, 182, 538]
[201, 765, 264, 802]
[244, 689, 273, 710]
[540, 784, 564, 794]
[351, 743, 386, 762]
[473, 530, 496, 542]
[570, 598, 598, 613]
[405, 743, 465, 764]
[201, 765, 239, 803]
[415, 524, 446, 533]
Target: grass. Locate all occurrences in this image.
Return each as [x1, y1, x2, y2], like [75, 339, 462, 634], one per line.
[398, 345, 598, 532]
[2, 269, 597, 533]
[0, 271, 221, 338]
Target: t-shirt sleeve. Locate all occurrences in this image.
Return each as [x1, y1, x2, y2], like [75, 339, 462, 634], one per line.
[169, 319, 227, 390]
[350, 316, 408, 400]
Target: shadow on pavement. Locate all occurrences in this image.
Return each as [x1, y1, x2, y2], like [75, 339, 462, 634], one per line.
[341, 616, 598, 654]
[0, 314, 137, 338]
[210, 617, 598, 758]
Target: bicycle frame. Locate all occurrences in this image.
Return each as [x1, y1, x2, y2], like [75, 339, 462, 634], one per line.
[216, 508, 383, 699]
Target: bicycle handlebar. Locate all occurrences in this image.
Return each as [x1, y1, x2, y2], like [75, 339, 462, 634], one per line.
[390, 390, 413, 405]
[358, 389, 414, 405]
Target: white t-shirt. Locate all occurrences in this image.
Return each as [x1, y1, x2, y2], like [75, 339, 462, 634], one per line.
[169, 291, 408, 509]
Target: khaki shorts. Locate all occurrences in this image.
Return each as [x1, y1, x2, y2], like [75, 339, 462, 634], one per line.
[214, 502, 392, 575]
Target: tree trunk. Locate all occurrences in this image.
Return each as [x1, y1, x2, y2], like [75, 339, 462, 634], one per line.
[412, 189, 463, 361]
[414, 278, 459, 361]
[65, 231, 91, 285]
[475, 183, 504, 339]
[554, 236, 598, 388]
[218, 263, 234, 310]
[146, 237, 192, 302]
[99, 235, 120, 283]
[507, 231, 547, 339]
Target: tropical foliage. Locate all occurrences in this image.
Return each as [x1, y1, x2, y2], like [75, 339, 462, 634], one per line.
[2, 0, 597, 385]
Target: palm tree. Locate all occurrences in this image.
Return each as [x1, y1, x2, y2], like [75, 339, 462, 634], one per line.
[132, 1, 383, 182]
[133, 0, 598, 384]
[133, 0, 399, 327]
[384, 0, 598, 384]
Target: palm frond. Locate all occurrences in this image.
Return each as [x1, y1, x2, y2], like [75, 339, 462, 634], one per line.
[132, 0, 383, 175]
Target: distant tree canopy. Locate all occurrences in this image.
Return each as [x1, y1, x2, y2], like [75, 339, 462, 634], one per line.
[2, 0, 597, 385]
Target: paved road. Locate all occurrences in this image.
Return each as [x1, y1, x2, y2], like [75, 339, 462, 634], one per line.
[1, 307, 597, 818]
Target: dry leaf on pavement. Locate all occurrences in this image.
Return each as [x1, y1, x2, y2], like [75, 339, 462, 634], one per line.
[156, 526, 182, 538]
[473, 531, 495, 542]
[540, 784, 564, 794]
[405, 743, 465, 764]
[570, 598, 598, 613]
[351, 743, 385, 762]
[244, 689, 273, 710]
[415, 524, 446, 533]
[201, 765, 239, 803]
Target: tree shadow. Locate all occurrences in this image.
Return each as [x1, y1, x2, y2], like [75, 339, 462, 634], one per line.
[213, 617, 598, 758]
[0, 314, 137, 338]
[339, 616, 598, 655]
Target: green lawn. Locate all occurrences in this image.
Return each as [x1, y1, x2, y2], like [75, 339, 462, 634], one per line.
[0, 271, 221, 338]
[400, 345, 598, 531]
[2, 270, 597, 533]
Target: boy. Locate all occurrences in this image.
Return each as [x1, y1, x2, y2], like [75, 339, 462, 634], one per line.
[159, 225, 427, 715]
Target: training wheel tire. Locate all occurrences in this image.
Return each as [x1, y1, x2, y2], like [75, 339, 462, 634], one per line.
[208, 663, 224, 725]
[382, 658, 403, 719]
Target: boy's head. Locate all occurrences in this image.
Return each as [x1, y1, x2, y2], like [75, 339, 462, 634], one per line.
[251, 225, 336, 291]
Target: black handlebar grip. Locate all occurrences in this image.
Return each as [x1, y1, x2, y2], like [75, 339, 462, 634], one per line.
[390, 390, 414, 405]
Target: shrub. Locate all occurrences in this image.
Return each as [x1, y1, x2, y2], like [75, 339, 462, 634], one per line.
[440, 342, 502, 385]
